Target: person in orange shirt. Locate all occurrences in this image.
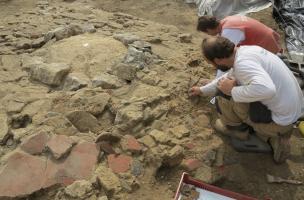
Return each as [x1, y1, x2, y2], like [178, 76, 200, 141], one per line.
[197, 15, 282, 77]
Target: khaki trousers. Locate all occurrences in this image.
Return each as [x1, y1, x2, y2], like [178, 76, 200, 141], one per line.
[216, 96, 293, 141]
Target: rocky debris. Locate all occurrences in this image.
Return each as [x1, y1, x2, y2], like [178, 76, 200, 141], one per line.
[113, 33, 140, 46]
[121, 135, 142, 153]
[28, 62, 71, 86]
[44, 24, 96, 42]
[169, 124, 190, 139]
[122, 41, 154, 70]
[138, 135, 156, 148]
[162, 145, 184, 167]
[139, 71, 161, 86]
[20, 132, 49, 155]
[149, 129, 172, 145]
[66, 111, 101, 133]
[62, 90, 111, 116]
[63, 73, 90, 91]
[92, 73, 122, 89]
[46, 135, 76, 159]
[114, 103, 144, 132]
[95, 131, 122, 143]
[107, 154, 133, 173]
[64, 180, 93, 199]
[42, 113, 79, 136]
[0, 141, 98, 199]
[111, 62, 137, 81]
[179, 33, 192, 43]
[0, 111, 10, 144]
[94, 165, 121, 195]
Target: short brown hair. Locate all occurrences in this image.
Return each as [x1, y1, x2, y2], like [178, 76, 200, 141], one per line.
[197, 16, 219, 32]
[202, 37, 235, 62]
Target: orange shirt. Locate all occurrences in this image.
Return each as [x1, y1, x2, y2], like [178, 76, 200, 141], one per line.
[220, 16, 282, 54]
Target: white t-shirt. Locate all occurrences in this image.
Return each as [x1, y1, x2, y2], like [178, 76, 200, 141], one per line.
[201, 46, 304, 126]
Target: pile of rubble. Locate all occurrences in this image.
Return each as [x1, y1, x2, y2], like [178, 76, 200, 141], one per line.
[0, 1, 224, 200]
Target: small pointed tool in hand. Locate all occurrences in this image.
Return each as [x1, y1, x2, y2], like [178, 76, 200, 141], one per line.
[267, 174, 303, 185]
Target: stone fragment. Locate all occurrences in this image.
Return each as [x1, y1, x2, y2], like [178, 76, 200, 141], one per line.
[138, 135, 156, 148]
[5, 100, 25, 113]
[112, 62, 137, 81]
[107, 154, 133, 173]
[0, 111, 10, 144]
[179, 33, 192, 43]
[114, 104, 143, 131]
[69, 91, 111, 116]
[63, 73, 89, 91]
[113, 33, 140, 46]
[29, 62, 71, 86]
[95, 165, 121, 195]
[42, 114, 79, 136]
[131, 159, 143, 176]
[201, 149, 217, 166]
[169, 125, 190, 139]
[66, 111, 100, 133]
[31, 37, 45, 48]
[92, 73, 122, 89]
[46, 135, 76, 159]
[20, 132, 49, 155]
[121, 135, 142, 153]
[64, 180, 93, 199]
[149, 129, 171, 145]
[181, 159, 203, 171]
[141, 71, 160, 86]
[163, 145, 184, 167]
[194, 165, 224, 184]
[95, 131, 122, 143]
[123, 46, 153, 69]
[98, 196, 108, 200]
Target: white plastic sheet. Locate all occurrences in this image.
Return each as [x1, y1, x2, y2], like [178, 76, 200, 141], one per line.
[186, 0, 272, 19]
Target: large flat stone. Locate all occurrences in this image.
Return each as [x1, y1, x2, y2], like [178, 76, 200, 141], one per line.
[0, 142, 99, 199]
[0, 152, 57, 198]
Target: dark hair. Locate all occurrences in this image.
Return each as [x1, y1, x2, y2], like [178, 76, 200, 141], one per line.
[197, 16, 219, 32]
[202, 37, 235, 62]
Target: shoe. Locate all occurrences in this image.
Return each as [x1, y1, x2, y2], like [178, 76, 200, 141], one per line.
[214, 119, 249, 141]
[269, 136, 290, 164]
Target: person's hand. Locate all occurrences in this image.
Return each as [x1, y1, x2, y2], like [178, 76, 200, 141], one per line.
[189, 86, 202, 96]
[217, 77, 236, 96]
